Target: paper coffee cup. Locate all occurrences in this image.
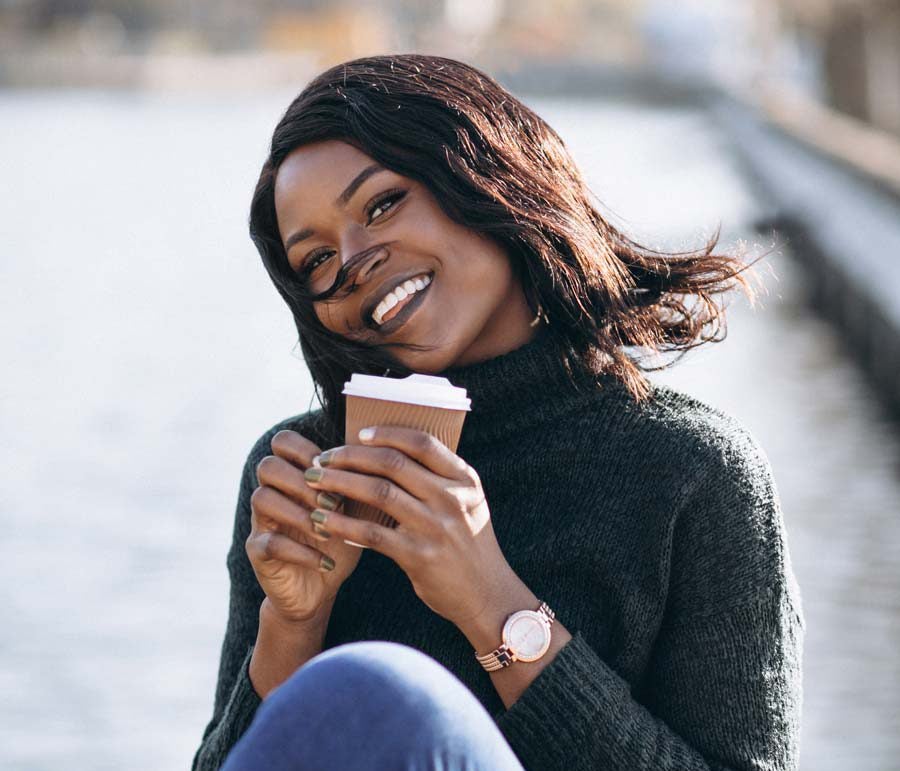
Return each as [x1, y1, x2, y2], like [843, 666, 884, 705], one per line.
[341, 373, 471, 539]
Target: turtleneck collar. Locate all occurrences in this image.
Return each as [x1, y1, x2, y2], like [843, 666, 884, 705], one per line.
[437, 323, 622, 449]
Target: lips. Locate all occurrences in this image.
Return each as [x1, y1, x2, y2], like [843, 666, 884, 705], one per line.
[372, 274, 433, 335]
[362, 269, 434, 329]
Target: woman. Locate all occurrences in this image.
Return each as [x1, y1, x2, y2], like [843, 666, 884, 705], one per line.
[193, 54, 805, 771]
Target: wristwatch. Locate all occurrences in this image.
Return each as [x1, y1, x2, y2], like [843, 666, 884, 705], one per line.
[475, 601, 555, 672]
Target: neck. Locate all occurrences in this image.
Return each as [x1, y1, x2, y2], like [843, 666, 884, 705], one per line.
[437, 324, 620, 450]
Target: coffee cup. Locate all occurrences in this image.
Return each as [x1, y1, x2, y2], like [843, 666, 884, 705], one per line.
[341, 373, 471, 542]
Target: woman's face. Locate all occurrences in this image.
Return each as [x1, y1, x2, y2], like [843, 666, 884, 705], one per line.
[274, 140, 537, 373]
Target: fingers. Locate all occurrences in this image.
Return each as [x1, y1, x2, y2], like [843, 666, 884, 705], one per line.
[306, 506, 410, 560]
[315, 445, 434, 500]
[270, 429, 322, 470]
[268, 430, 346, 511]
[356, 426, 472, 481]
[250, 485, 316, 537]
[246, 530, 335, 572]
[256, 453, 345, 513]
[248, 486, 337, 571]
[304, 464, 427, 531]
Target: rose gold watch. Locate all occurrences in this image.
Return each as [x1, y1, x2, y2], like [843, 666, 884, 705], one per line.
[475, 601, 555, 672]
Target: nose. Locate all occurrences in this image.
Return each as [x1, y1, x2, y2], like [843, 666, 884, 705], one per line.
[341, 224, 389, 283]
[355, 245, 389, 283]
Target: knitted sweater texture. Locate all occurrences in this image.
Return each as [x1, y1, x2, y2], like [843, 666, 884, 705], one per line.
[193, 324, 806, 771]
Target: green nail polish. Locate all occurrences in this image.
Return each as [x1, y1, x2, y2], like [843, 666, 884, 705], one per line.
[312, 523, 331, 540]
[305, 467, 324, 483]
[319, 555, 335, 571]
[317, 492, 342, 511]
[318, 450, 334, 467]
[310, 509, 328, 524]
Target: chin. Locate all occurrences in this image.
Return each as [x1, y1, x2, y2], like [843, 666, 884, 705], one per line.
[386, 310, 486, 373]
[388, 329, 465, 374]
[400, 345, 459, 375]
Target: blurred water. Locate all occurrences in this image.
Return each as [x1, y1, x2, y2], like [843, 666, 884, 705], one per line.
[1, 91, 898, 770]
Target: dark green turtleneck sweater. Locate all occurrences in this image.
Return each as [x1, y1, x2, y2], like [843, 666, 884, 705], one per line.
[193, 324, 805, 771]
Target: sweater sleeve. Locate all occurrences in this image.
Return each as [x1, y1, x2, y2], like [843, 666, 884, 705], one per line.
[191, 423, 286, 771]
[494, 425, 806, 771]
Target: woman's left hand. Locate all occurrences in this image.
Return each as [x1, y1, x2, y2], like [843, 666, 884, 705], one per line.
[302, 425, 514, 628]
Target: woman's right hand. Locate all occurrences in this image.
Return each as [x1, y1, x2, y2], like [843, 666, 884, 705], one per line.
[246, 429, 363, 625]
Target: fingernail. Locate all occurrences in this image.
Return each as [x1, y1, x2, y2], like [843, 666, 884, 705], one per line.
[316, 492, 343, 511]
[319, 555, 335, 571]
[358, 427, 376, 442]
[318, 450, 334, 467]
[305, 467, 324, 483]
[312, 523, 331, 540]
[310, 509, 328, 525]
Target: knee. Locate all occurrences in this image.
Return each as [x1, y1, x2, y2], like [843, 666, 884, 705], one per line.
[238, 642, 518, 770]
[276, 640, 447, 710]
[307, 639, 441, 679]
[264, 640, 469, 732]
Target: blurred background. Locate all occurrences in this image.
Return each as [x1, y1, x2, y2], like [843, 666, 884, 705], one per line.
[2, 1, 899, 769]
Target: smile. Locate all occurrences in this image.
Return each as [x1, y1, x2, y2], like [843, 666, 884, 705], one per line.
[373, 273, 432, 324]
[373, 273, 434, 336]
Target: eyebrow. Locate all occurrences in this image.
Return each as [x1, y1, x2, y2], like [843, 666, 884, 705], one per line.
[283, 163, 386, 255]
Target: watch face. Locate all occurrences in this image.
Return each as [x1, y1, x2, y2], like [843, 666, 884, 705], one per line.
[505, 611, 551, 662]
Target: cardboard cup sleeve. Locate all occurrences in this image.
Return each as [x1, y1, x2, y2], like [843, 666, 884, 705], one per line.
[342, 374, 471, 535]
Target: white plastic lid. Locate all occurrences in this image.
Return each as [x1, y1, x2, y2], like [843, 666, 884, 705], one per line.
[342, 373, 471, 411]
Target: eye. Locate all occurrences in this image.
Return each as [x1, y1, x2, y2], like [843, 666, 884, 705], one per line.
[300, 249, 335, 275]
[297, 189, 406, 276]
[366, 190, 406, 224]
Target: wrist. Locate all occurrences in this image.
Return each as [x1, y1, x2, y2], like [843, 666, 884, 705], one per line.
[251, 598, 334, 700]
[260, 596, 333, 638]
[455, 568, 539, 656]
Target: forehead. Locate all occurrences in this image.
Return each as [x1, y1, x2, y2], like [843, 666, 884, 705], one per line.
[274, 140, 375, 213]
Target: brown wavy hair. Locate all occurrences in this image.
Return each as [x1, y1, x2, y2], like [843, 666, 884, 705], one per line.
[249, 53, 771, 446]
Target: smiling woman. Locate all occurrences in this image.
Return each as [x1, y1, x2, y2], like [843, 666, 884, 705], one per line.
[192, 54, 804, 771]
[243, 54, 772, 448]
[272, 140, 535, 366]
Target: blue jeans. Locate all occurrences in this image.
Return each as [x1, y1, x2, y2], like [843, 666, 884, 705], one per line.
[221, 641, 526, 771]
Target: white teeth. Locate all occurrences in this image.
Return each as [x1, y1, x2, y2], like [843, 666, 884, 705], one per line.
[373, 273, 432, 326]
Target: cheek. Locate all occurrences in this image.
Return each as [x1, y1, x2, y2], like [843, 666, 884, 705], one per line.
[314, 302, 340, 331]
[451, 234, 513, 289]
[402, 196, 514, 294]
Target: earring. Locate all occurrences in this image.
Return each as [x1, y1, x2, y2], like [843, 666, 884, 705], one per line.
[530, 302, 547, 327]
